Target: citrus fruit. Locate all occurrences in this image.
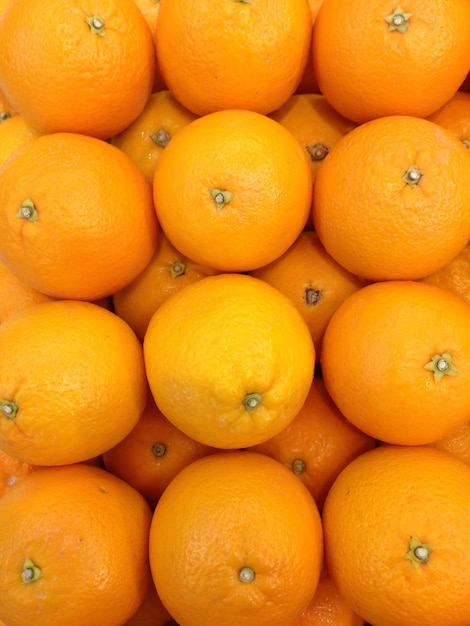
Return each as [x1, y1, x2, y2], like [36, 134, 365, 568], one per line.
[153, 109, 312, 272]
[0, 463, 152, 626]
[113, 231, 221, 342]
[111, 89, 198, 185]
[143, 273, 315, 449]
[0, 131, 159, 300]
[155, 0, 312, 116]
[250, 231, 368, 360]
[251, 376, 376, 510]
[0, 299, 148, 465]
[312, 115, 470, 281]
[0, 0, 156, 138]
[103, 394, 217, 509]
[149, 450, 324, 626]
[322, 444, 470, 626]
[321, 280, 470, 445]
[312, 0, 470, 123]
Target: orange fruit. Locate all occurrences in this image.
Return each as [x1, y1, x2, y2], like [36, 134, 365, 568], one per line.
[251, 376, 376, 511]
[0, 0, 156, 139]
[0, 86, 16, 123]
[113, 231, 221, 342]
[149, 450, 324, 626]
[0, 131, 159, 300]
[155, 0, 312, 116]
[292, 564, 365, 626]
[131, 0, 167, 92]
[250, 231, 368, 360]
[321, 280, 470, 446]
[0, 258, 54, 325]
[0, 299, 148, 465]
[125, 582, 176, 626]
[103, 394, 217, 509]
[0, 463, 152, 626]
[322, 444, 470, 626]
[153, 109, 312, 272]
[426, 90, 470, 147]
[0, 448, 37, 498]
[420, 241, 470, 307]
[111, 89, 198, 185]
[144, 273, 315, 449]
[269, 93, 356, 184]
[312, 115, 470, 281]
[312, 0, 470, 124]
[429, 421, 470, 467]
[0, 114, 37, 169]
[295, 0, 325, 95]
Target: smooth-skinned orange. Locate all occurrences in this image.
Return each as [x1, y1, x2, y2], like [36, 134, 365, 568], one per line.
[111, 90, 198, 185]
[426, 90, 470, 147]
[131, 0, 167, 92]
[0, 115, 37, 169]
[312, 115, 470, 281]
[420, 241, 470, 307]
[155, 0, 312, 116]
[429, 420, 470, 467]
[269, 93, 356, 184]
[0, 132, 159, 300]
[0, 259, 54, 325]
[144, 273, 315, 449]
[0, 0, 156, 138]
[322, 445, 470, 626]
[251, 376, 376, 511]
[103, 394, 217, 509]
[113, 231, 221, 342]
[153, 109, 312, 272]
[149, 450, 324, 626]
[293, 563, 365, 626]
[0, 463, 152, 626]
[312, 0, 470, 123]
[250, 231, 368, 360]
[0, 448, 37, 498]
[321, 280, 470, 445]
[0, 300, 148, 465]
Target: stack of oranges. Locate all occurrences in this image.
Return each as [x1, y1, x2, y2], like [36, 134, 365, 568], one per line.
[1, 0, 470, 625]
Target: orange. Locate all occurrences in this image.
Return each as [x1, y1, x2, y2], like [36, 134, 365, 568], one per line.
[322, 444, 470, 626]
[113, 231, 221, 342]
[426, 90, 470, 148]
[0, 448, 37, 498]
[0, 131, 159, 300]
[155, 0, 312, 116]
[321, 280, 470, 445]
[429, 421, 470, 467]
[149, 450, 324, 626]
[0, 463, 152, 626]
[295, 0, 324, 95]
[0, 114, 37, 169]
[0, 0, 156, 139]
[131, 0, 167, 92]
[0, 258, 54, 325]
[269, 94, 356, 184]
[420, 241, 470, 307]
[153, 109, 312, 272]
[0, 299, 148, 465]
[103, 394, 217, 509]
[125, 582, 176, 626]
[144, 273, 315, 449]
[312, 0, 470, 124]
[0, 86, 16, 123]
[251, 376, 376, 511]
[312, 115, 470, 281]
[250, 231, 368, 360]
[292, 564, 365, 626]
[111, 89, 198, 186]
